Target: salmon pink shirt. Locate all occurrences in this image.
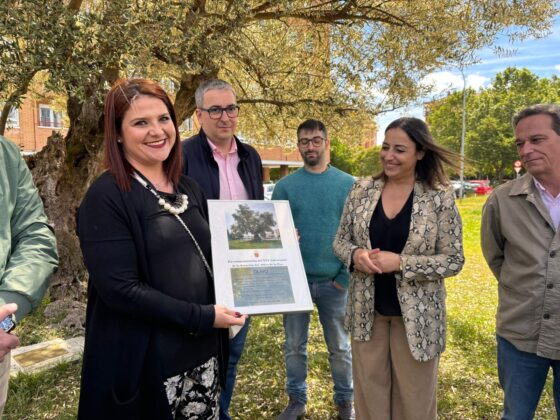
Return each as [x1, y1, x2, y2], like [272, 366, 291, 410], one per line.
[207, 138, 249, 200]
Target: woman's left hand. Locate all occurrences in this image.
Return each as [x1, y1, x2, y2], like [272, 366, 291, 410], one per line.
[369, 250, 401, 273]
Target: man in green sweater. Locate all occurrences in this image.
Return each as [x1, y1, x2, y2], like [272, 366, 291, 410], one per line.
[272, 119, 355, 420]
[0, 136, 58, 415]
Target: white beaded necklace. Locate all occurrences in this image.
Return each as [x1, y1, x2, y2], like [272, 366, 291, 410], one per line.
[157, 194, 188, 215]
[132, 172, 189, 215]
[132, 171, 213, 277]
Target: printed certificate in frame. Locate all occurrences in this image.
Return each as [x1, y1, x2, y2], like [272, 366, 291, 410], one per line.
[208, 200, 312, 315]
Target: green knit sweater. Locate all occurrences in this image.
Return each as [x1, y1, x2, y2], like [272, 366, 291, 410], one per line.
[272, 165, 354, 287]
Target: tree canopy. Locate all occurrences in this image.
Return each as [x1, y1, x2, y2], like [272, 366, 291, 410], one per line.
[1, 0, 557, 145]
[427, 67, 560, 180]
[229, 204, 277, 242]
[330, 138, 381, 177]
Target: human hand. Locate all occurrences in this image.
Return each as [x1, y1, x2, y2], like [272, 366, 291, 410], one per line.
[0, 303, 20, 361]
[369, 251, 401, 273]
[352, 248, 382, 274]
[213, 304, 247, 329]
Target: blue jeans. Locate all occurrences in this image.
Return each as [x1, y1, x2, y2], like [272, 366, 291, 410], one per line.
[497, 335, 560, 420]
[219, 317, 250, 420]
[283, 280, 353, 405]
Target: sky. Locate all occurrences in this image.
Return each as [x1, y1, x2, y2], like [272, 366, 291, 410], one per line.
[375, 17, 560, 143]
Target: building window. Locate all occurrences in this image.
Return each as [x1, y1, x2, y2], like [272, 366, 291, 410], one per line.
[7, 107, 19, 128]
[39, 105, 63, 128]
[180, 116, 194, 132]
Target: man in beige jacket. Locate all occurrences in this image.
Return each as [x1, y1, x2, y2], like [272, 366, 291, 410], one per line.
[482, 104, 560, 420]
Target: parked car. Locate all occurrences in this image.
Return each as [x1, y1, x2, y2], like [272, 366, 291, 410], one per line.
[263, 183, 275, 200]
[469, 179, 493, 196]
[450, 180, 477, 198]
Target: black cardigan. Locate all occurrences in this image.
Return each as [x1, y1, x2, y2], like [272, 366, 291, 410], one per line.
[182, 129, 264, 200]
[76, 171, 228, 420]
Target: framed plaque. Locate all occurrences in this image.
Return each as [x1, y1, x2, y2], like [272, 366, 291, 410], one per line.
[207, 200, 313, 315]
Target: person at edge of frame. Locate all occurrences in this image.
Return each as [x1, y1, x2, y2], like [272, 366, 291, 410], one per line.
[0, 135, 58, 417]
[481, 104, 560, 420]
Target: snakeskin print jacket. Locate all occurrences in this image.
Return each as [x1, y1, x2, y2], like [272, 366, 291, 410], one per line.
[333, 177, 464, 362]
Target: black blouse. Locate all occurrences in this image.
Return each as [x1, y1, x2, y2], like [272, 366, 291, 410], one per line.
[77, 172, 227, 419]
[144, 187, 219, 378]
[369, 191, 413, 316]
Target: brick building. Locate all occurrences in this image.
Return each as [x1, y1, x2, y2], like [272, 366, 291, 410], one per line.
[3, 97, 318, 181]
[256, 145, 305, 182]
[3, 96, 67, 153]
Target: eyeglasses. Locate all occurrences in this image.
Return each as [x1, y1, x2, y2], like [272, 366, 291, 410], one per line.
[199, 105, 240, 120]
[298, 136, 325, 147]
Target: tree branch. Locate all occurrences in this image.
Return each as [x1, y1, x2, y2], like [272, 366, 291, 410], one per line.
[250, 4, 414, 28]
[67, 0, 83, 12]
[250, 1, 277, 14]
[238, 97, 360, 114]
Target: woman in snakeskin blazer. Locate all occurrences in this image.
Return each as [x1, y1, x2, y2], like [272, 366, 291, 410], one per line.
[333, 117, 464, 420]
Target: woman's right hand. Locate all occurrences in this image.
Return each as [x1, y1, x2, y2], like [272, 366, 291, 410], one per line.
[353, 248, 383, 274]
[213, 304, 247, 328]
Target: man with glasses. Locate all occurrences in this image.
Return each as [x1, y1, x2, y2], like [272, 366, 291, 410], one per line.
[272, 119, 355, 420]
[182, 79, 263, 420]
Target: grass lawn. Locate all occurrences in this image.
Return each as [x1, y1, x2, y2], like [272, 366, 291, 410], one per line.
[4, 196, 557, 419]
[229, 239, 283, 249]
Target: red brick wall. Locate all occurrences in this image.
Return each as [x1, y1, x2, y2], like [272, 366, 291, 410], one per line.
[4, 97, 67, 152]
[257, 146, 301, 162]
[3, 99, 334, 164]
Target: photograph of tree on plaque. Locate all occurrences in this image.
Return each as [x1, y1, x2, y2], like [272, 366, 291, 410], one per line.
[226, 202, 282, 249]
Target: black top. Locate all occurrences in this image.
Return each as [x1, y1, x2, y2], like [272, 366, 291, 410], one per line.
[76, 171, 227, 419]
[182, 129, 264, 200]
[144, 188, 219, 378]
[369, 191, 413, 316]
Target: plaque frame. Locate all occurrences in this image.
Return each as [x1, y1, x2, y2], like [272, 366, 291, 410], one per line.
[208, 199, 313, 315]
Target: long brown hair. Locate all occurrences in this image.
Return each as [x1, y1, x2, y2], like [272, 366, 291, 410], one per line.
[104, 78, 182, 191]
[377, 117, 459, 189]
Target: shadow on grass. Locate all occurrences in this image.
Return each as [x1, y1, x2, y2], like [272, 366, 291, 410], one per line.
[439, 315, 556, 419]
[447, 315, 497, 370]
[438, 315, 501, 419]
[232, 313, 340, 419]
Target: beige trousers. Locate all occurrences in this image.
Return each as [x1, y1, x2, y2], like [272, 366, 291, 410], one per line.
[352, 313, 438, 420]
[0, 354, 10, 418]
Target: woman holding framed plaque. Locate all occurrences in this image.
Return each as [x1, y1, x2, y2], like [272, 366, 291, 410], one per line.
[76, 78, 245, 419]
[333, 117, 464, 420]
